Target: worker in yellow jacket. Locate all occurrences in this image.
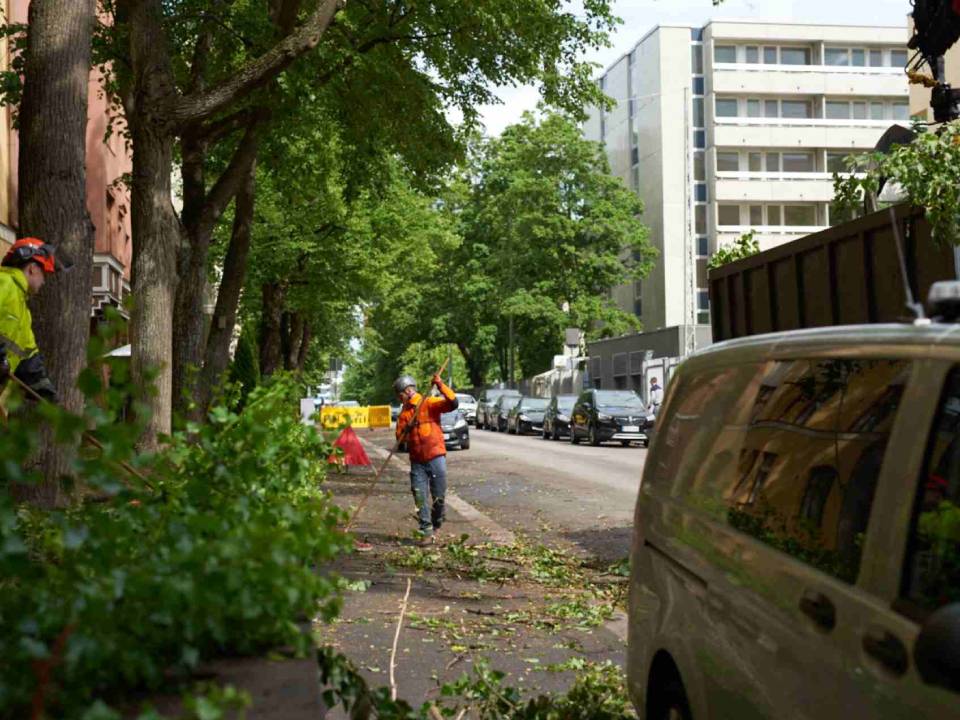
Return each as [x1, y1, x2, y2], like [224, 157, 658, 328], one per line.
[0, 238, 62, 416]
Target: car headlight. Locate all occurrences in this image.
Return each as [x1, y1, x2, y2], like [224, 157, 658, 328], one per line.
[455, 418, 467, 429]
[597, 412, 612, 421]
[519, 414, 529, 421]
[557, 414, 569, 422]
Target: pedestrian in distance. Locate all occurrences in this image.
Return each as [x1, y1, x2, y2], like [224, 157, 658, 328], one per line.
[394, 372, 458, 545]
[647, 376, 663, 416]
[0, 238, 63, 421]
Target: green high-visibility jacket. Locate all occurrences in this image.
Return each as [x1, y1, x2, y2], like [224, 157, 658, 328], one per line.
[0, 266, 38, 374]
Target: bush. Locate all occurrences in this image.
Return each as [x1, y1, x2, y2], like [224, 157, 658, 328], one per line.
[0, 359, 347, 718]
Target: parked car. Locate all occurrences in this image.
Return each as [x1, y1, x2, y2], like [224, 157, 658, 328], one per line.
[628, 324, 960, 720]
[542, 394, 578, 440]
[490, 393, 516, 432]
[440, 410, 470, 450]
[456, 393, 478, 424]
[569, 389, 651, 447]
[505, 396, 549, 435]
[476, 388, 520, 430]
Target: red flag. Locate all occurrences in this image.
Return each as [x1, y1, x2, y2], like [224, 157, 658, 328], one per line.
[328, 426, 372, 466]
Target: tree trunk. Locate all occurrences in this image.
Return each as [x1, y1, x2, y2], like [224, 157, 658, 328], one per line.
[172, 118, 263, 412]
[16, 0, 97, 506]
[195, 160, 257, 414]
[284, 312, 304, 371]
[296, 321, 311, 371]
[459, 342, 485, 388]
[259, 282, 285, 376]
[124, 0, 183, 448]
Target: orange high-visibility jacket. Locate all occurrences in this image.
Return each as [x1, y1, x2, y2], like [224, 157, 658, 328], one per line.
[396, 380, 458, 463]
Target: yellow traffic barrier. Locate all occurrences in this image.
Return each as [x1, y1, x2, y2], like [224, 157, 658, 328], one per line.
[320, 405, 392, 430]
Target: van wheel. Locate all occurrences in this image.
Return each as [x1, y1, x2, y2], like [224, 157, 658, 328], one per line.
[648, 676, 692, 720]
[460, 438, 470, 450]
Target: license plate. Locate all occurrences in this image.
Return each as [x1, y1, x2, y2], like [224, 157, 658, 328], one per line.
[622, 425, 639, 433]
[444, 433, 452, 440]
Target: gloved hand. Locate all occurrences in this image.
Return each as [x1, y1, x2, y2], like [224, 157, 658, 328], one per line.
[30, 377, 58, 403]
[13, 353, 57, 403]
[432, 373, 443, 387]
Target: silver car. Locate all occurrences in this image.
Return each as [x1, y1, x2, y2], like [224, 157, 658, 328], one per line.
[629, 324, 960, 719]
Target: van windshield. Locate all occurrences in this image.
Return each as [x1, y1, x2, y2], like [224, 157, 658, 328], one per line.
[556, 396, 577, 411]
[520, 398, 549, 411]
[595, 390, 645, 411]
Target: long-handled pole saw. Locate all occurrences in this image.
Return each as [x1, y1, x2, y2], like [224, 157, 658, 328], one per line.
[344, 358, 449, 533]
[5, 373, 154, 491]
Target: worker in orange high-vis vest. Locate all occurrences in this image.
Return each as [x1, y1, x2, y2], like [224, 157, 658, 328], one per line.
[394, 373, 458, 543]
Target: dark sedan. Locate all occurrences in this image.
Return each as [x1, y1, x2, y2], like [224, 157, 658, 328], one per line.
[569, 388, 653, 447]
[506, 396, 549, 435]
[490, 393, 516, 432]
[477, 388, 521, 430]
[440, 410, 470, 450]
[542, 394, 577, 440]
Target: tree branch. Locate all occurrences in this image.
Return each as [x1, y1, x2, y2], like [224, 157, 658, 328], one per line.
[171, 0, 342, 126]
[194, 112, 268, 240]
[196, 107, 255, 143]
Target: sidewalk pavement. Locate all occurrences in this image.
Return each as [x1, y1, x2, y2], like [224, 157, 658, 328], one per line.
[316, 429, 627, 716]
[138, 429, 627, 718]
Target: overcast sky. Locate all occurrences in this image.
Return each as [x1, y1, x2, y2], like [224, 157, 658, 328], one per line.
[472, 0, 911, 136]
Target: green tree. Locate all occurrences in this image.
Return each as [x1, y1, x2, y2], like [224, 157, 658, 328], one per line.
[438, 112, 654, 385]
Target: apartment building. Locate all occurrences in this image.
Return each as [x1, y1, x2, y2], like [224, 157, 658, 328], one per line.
[584, 20, 909, 335]
[0, 0, 132, 326]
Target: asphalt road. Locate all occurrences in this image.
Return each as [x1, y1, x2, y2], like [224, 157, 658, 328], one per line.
[442, 425, 646, 562]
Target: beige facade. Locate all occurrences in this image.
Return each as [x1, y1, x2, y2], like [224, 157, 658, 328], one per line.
[584, 20, 909, 340]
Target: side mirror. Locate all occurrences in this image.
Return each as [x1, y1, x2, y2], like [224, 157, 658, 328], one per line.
[915, 602, 960, 694]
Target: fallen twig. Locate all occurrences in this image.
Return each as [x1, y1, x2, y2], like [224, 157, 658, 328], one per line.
[389, 577, 413, 702]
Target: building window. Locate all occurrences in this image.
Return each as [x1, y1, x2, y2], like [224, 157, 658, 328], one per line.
[714, 45, 736, 63]
[827, 151, 854, 173]
[749, 205, 763, 225]
[693, 77, 705, 95]
[826, 100, 850, 119]
[692, 97, 704, 127]
[698, 310, 711, 324]
[763, 46, 777, 64]
[691, 45, 703, 74]
[780, 47, 811, 66]
[869, 49, 883, 67]
[691, 27, 704, 42]
[697, 290, 710, 311]
[852, 101, 867, 119]
[890, 49, 908, 67]
[893, 102, 909, 120]
[766, 152, 780, 172]
[715, 97, 739, 117]
[748, 152, 762, 171]
[851, 48, 866, 67]
[716, 151, 740, 172]
[695, 204, 707, 234]
[694, 152, 705, 181]
[781, 100, 812, 119]
[768, 206, 781, 225]
[718, 205, 741, 226]
[825, 47, 849, 66]
[694, 130, 705, 149]
[782, 151, 814, 172]
[784, 205, 817, 226]
[764, 99, 778, 118]
[870, 102, 885, 120]
[747, 99, 762, 117]
[695, 184, 707, 202]
[697, 236, 709, 257]
[745, 46, 759, 64]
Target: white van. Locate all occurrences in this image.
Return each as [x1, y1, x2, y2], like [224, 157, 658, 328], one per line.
[628, 324, 960, 719]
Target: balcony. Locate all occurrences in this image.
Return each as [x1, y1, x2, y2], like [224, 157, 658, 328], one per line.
[717, 225, 829, 253]
[713, 116, 899, 150]
[714, 171, 850, 202]
[712, 63, 908, 98]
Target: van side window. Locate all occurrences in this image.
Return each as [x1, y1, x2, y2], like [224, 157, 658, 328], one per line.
[648, 366, 755, 494]
[724, 359, 909, 583]
[900, 367, 960, 616]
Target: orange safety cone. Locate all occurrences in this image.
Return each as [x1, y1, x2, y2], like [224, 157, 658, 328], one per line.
[327, 426, 372, 467]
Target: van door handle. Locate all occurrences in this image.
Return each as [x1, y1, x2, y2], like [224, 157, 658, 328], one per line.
[799, 590, 836, 630]
[862, 629, 908, 675]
